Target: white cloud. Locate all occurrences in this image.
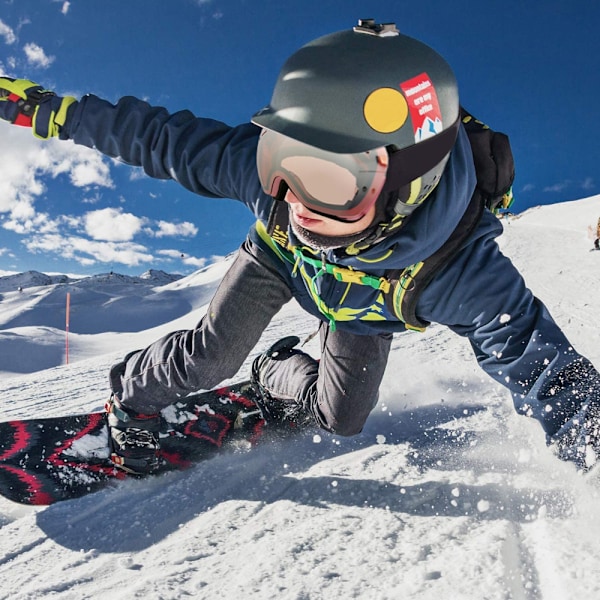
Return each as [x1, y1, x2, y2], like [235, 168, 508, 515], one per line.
[3, 211, 61, 235]
[524, 179, 596, 195]
[81, 192, 104, 205]
[4, 56, 17, 73]
[182, 255, 208, 268]
[158, 249, 207, 268]
[0, 19, 16, 45]
[23, 42, 55, 68]
[194, 0, 224, 22]
[69, 162, 111, 187]
[25, 233, 154, 267]
[70, 237, 154, 266]
[543, 181, 571, 193]
[84, 207, 145, 242]
[129, 169, 149, 182]
[582, 177, 594, 191]
[0, 125, 206, 270]
[154, 220, 198, 238]
[60, 214, 81, 230]
[0, 125, 113, 222]
[50, 0, 70, 15]
[158, 249, 185, 259]
[45, 144, 114, 188]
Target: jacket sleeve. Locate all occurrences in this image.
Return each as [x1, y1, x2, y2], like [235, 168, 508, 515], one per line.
[63, 94, 266, 215]
[417, 210, 600, 439]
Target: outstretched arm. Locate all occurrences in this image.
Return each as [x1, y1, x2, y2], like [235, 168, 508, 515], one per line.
[418, 213, 600, 469]
[0, 78, 265, 210]
[65, 94, 263, 203]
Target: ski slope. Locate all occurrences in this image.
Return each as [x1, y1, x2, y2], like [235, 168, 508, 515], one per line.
[0, 196, 599, 600]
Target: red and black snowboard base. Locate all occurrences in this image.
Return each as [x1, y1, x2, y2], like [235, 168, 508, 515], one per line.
[0, 381, 276, 506]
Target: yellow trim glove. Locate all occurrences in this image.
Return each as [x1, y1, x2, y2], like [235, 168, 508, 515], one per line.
[0, 77, 77, 139]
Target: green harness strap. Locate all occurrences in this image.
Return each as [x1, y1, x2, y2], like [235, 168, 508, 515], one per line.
[256, 190, 484, 332]
[291, 248, 391, 293]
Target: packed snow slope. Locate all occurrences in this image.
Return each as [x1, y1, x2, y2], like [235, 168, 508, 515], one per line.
[0, 196, 599, 600]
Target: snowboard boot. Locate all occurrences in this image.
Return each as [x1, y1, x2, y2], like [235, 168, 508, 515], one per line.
[105, 394, 161, 475]
[251, 336, 315, 428]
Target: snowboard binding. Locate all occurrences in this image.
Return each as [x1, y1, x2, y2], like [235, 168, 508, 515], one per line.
[106, 394, 162, 475]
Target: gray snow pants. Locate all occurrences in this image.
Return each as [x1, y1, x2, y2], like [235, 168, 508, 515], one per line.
[110, 240, 392, 436]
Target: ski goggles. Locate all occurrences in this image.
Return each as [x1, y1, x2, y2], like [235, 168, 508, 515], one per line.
[256, 128, 389, 222]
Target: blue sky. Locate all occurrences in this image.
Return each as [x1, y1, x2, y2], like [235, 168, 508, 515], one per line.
[0, 0, 598, 276]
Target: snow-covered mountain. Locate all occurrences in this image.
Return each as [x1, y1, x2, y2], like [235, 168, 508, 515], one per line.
[0, 268, 183, 293]
[0, 196, 599, 599]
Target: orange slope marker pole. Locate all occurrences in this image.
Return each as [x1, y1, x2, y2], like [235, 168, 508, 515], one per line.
[65, 292, 70, 365]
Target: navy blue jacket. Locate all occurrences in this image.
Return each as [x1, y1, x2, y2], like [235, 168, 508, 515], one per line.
[63, 94, 600, 439]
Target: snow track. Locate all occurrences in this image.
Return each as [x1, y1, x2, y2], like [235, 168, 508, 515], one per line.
[1, 197, 600, 599]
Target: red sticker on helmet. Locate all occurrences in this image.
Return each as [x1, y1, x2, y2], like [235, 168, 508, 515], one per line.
[399, 73, 443, 142]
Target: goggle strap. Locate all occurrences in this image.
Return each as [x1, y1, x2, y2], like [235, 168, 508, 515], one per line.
[265, 197, 290, 238]
[383, 117, 460, 193]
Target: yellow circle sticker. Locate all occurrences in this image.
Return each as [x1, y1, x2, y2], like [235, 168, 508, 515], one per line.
[363, 88, 408, 133]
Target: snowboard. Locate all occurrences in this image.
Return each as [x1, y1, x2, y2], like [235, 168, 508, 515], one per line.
[0, 380, 281, 506]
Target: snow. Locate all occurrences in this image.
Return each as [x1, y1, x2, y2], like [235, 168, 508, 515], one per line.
[1, 196, 600, 599]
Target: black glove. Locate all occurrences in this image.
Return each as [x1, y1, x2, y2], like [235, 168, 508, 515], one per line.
[0, 77, 77, 139]
[554, 400, 600, 471]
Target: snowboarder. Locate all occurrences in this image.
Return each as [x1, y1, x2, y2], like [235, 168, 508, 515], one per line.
[587, 218, 600, 251]
[1, 19, 599, 475]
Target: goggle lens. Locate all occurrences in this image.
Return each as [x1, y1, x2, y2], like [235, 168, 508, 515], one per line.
[257, 129, 388, 220]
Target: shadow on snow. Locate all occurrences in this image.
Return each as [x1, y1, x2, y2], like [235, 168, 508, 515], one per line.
[34, 400, 573, 553]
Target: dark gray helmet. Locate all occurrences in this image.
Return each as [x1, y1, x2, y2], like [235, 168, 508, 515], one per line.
[252, 19, 460, 156]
